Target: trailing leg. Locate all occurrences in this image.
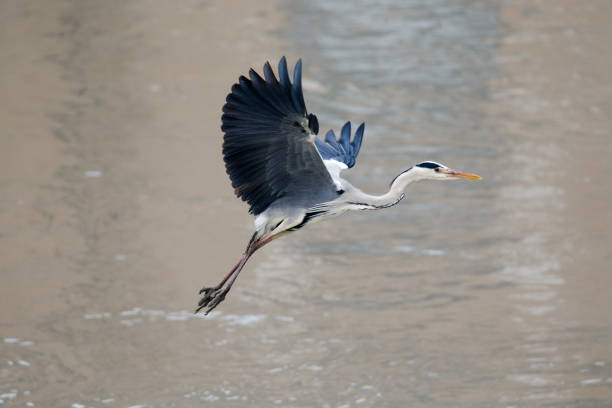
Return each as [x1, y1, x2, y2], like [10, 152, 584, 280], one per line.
[195, 233, 274, 315]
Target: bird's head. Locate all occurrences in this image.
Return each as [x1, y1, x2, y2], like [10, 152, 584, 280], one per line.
[412, 161, 482, 181]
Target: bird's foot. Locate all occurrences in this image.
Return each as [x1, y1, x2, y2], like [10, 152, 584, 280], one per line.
[195, 286, 229, 315]
[199, 284, 217, 295]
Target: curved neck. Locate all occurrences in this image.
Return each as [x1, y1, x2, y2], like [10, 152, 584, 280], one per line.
[351, 167, 424, 209]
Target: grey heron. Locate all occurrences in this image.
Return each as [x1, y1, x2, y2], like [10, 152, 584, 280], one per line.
[196, 57, 481, 314]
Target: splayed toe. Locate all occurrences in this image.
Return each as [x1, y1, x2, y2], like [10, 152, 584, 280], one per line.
[195, 287, 228, 314]
[199, 286, 216, 295]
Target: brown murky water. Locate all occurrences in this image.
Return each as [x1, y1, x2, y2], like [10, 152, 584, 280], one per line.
[2, 0, 611, 406]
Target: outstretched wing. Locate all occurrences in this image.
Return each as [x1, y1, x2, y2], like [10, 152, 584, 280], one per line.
[314, 122, 365, 168]
[221, 57, 338, 215]
[314, 122, 365, 189]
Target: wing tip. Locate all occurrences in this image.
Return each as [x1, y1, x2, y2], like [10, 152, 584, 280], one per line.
[291, 58, 305, 113]
[353, 122, 365, 151]
[316, 121, 366, 169]
[263, 61, 278, 85]
[338, 122, 352, 155]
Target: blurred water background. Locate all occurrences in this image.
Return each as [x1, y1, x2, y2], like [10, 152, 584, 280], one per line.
[1, 0, 611, 406]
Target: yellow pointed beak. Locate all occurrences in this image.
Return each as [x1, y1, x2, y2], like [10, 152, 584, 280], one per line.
[440, 168, 482, 180]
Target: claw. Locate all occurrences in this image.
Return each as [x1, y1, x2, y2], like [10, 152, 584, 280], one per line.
[195, 239, 260, 315]
[199, 286, 217, 295]
[205, 290, 227, 315]
[195, 287, 229, 315]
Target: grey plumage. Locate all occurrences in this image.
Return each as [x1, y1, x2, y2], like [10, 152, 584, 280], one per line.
[222, 57, 337, 216]
[196, 57, 481, 314]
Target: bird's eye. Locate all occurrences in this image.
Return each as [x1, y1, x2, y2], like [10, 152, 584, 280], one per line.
[434, 167, 440, 172]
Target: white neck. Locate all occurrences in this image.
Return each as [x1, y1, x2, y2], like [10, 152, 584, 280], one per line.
[350, 167, 430, 209]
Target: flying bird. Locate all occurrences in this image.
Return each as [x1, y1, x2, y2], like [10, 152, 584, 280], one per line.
[196, 57, 481, 314]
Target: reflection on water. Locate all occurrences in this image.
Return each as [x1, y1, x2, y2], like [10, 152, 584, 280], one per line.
[2, 0, 612, 406]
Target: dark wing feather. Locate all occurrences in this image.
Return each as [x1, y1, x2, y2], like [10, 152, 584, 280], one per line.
[314, 122, 365, 168]
[221, 57, 338, 215]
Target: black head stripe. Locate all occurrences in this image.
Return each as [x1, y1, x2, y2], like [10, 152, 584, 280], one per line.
[416, 161, 441, 169]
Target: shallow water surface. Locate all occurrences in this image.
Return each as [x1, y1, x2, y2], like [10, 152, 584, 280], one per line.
[1, 0, 611, 406]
